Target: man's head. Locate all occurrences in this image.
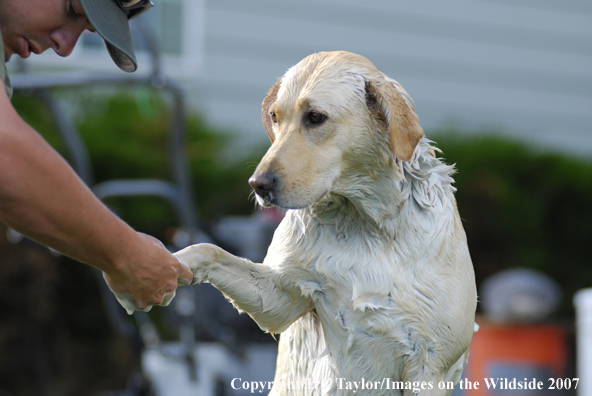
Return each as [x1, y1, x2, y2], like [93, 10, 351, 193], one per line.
[0, 0, 152, 72]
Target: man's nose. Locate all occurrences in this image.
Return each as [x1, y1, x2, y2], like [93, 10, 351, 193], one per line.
[49, 24, 86, 57]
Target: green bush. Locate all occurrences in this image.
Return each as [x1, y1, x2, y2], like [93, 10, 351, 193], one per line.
[433, 132, 592, 315]
[13, 88, 267, 240]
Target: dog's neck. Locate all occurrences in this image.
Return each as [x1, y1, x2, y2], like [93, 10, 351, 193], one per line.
[307, 138, 457, 250]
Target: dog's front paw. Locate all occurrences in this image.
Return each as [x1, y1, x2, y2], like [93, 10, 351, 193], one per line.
[174, 243, 220, 285]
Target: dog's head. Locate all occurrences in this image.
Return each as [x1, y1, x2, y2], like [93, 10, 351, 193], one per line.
[249, 51, 424, 209]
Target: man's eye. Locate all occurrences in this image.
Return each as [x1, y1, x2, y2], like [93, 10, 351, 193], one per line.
[270, 112, 277, 123]
[308, 112, 326, 125]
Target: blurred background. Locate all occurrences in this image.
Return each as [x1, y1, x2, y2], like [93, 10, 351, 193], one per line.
[1, 0, 591, 395]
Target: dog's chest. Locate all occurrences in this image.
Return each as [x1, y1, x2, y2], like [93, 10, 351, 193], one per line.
[275, 299, 423, 396]
[269, 210, 435, 383]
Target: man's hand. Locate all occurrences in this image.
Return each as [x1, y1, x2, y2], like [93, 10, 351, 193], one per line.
[102, 233, 194, 314]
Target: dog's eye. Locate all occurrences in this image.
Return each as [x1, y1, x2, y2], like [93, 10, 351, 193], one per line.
[270, 112, 278, 124]
[307, 112, 326, 125]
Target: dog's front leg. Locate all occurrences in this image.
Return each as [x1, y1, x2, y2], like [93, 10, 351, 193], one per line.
[175, 243, 312, 334]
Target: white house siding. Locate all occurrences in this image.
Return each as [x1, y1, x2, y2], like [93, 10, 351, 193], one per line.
[194, 0, 592, 157]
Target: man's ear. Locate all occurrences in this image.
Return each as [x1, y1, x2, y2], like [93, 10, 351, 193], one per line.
[365, 77, 424, 161]
[261, 80, 282, 142]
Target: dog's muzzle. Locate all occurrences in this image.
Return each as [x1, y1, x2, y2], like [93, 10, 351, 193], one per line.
[249, 172, 277, 206]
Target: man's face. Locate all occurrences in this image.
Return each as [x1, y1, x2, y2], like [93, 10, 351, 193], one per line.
[0, 0, 94, 62]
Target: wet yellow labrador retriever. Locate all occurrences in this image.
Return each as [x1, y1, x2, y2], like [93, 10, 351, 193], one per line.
[176, 51, 477, 396]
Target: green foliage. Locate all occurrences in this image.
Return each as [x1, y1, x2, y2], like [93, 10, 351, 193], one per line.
[433, 132, 592, 315]
[11, 92, 65, 152]
[12, 88, 266, 240]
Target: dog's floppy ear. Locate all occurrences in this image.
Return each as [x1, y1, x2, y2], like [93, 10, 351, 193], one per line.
[262, 80, 282, 142]
[366, 77, 424, 161]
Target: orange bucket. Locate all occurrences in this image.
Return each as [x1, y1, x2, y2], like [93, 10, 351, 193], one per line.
[463, 320, 568, 395]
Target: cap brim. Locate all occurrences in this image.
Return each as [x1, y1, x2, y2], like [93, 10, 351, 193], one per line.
[80, 0, 137, 72]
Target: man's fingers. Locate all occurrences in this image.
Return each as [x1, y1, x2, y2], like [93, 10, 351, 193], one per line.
[176, 261, 194, 286]
[159, 290, 176, 307]
[178, 277, 192, 287]
[177, 273, 193, 287]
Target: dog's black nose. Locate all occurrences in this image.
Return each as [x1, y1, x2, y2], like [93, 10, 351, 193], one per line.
[249, 173, 276, 197]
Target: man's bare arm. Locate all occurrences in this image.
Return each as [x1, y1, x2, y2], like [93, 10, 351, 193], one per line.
[0, 88, 193, 311]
